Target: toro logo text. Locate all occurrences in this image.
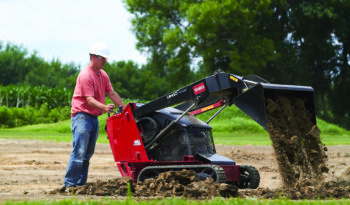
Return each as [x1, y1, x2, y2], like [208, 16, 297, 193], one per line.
[193, 82, 206, 95]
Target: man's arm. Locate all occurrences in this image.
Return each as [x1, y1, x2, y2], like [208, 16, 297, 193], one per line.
[86, 96, 114, 113]
[107, 90, 125, 109]
[86, 91, 125, 114]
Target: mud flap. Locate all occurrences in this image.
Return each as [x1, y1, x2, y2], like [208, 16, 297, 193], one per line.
[233, 83, 316, 130]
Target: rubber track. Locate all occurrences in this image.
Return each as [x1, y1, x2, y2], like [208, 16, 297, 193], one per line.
[138, 164, 227, 183]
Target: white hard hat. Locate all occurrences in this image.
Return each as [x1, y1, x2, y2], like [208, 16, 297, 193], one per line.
[89, 42, 110, 59]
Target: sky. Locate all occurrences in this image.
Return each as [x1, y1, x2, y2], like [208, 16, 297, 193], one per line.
[0, 0, 147, 68]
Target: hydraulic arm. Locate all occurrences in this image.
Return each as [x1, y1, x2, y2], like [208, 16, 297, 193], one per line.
[133, 72, 316, 130]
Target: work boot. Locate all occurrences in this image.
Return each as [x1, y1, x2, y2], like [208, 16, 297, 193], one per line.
[59, 186, 66, 193]
[68, 186, 76, 193]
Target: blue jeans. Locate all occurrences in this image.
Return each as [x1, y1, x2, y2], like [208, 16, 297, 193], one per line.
[63, 113, 99, 187]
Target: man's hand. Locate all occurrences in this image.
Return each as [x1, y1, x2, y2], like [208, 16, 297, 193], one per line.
[107, 91, 125, 111]
[106, 104, 115, 113]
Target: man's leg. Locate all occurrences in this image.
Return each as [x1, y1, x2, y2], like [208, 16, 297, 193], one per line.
[63, 113, 95, 187]
[77, 118, 99, 186]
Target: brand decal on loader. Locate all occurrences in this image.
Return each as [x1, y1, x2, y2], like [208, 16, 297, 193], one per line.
[166, 88, 187, 100]
[134, 139, 141, 146]
[193, 82, 206, 95]
[201, 105, 214, 112]
[167, 92, 178, 100]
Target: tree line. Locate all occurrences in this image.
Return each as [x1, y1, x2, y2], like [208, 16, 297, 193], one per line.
[123, 0, 350, 129]
[0, 42, 170, 101]
[1, 0, 350, 129]
[0, 42, 168, 127]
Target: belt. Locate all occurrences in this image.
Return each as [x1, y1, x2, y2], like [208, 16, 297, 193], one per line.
[72, 112, 98, 118]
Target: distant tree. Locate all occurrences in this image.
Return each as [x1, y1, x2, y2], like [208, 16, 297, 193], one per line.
[0, 42, 79, 88]
[283, 1, 338, 117]
[25, 57, 79, 89]
[104, 60, 170, 100]
[327, 0, 350, 128]
[124, 0, 350, 129]
[124, 0, 276, 88]
[0, 42, 31, 85]
[277, 0, 349, 129]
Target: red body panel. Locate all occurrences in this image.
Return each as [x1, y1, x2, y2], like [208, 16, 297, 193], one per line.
[221, 165, 241, 182]
[106, 103, 242, 184]
[106, 103, 150, 163]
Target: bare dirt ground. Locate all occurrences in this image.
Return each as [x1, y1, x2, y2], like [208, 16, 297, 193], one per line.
[1, 138, 350, 202]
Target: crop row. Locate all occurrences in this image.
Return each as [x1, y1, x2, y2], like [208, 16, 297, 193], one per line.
[0, 85, 73, 109]
[0, 104, 71, 128]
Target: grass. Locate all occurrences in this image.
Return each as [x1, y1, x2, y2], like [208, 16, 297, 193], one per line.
[213, 132, 270, 145]
[1, 105, 350, 145]
[3, 198, 350, 205]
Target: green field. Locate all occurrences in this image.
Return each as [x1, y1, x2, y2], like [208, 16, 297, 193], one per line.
[1, 105, 349, 145]
[3, 197, 350, 205]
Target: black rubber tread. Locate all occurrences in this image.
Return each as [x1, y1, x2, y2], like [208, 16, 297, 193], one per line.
[137, 169, 159, 182]
[137, 164, 227, 183]
[237, 165, 260, 189]
[211, 165, 226, 183]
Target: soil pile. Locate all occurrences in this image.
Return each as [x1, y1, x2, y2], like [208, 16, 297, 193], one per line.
[338, 167, 350, 186]
[134, 170, 237, 198]
[241, 178, 350, 199]
[50, 169, 238, 199]
[241, 166, 350, 199]
[265, 95, 328, 188]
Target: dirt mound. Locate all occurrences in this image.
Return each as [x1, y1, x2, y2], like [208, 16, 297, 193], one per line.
[265, 95, 328, 188]
[49, 167, 350, 200]
[241, 174, 350, 199]
[241, 185, 348, 200]
[134, 170, 237, 198]
[338, 167, 350, 186]
[50, 169, 238, 199]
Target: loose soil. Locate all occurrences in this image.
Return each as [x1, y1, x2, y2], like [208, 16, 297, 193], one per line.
[58, 170, 238, 199]
[1, 139, 350, 201]
[265, 96, 328, 188]
[244, 95, 350, 199]
[0, 95, 349, 201]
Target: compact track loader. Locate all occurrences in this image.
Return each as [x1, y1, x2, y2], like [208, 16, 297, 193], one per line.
[106, 72, 316, 189]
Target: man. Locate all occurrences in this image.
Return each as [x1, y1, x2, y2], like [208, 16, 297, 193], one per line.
[62, 42, 125, 190]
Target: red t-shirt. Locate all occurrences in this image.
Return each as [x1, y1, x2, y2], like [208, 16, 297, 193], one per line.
[71, 66, 114, 117]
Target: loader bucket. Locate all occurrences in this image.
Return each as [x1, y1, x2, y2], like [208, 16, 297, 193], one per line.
[232, 83, 316, 130]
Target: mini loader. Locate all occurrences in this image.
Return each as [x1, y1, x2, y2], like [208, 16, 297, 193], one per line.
[105, 72, 316, 189]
